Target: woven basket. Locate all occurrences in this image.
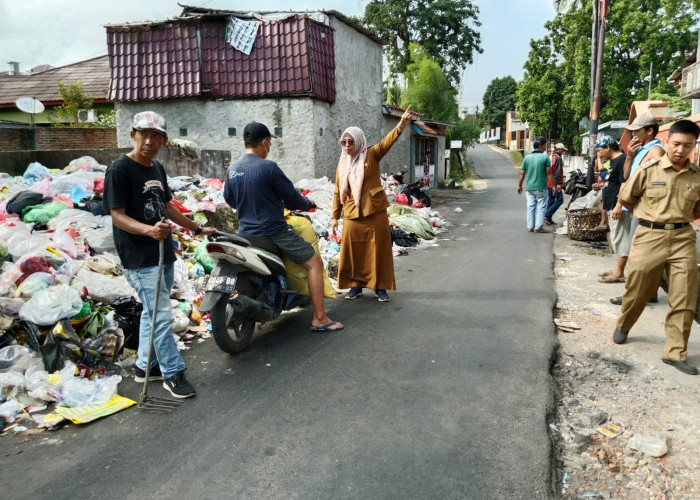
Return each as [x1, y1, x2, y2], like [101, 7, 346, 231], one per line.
[567, 209, 607, 241]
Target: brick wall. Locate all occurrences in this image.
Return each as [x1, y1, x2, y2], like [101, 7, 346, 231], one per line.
[0, 128, 31, 151]
[35, 128, 117, 149]
[0, 127, 117, 151]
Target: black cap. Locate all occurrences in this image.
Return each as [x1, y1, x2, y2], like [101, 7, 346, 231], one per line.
[243, 122, 277, 142]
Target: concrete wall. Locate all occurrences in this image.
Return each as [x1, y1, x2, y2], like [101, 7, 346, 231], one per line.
[0, 148, 129, 176]
[0, 127, 117, 152]
[380, 115, 412, 176]
[114, 15, 385, 184]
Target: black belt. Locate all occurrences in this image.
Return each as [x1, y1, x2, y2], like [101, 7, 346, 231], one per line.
[638, 220, 689, 230]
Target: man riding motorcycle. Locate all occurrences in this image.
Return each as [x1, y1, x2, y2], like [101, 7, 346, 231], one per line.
[222, 121, 343, 333]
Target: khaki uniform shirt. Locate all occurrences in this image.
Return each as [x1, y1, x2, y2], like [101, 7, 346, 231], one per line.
[617, 155, 700, 223]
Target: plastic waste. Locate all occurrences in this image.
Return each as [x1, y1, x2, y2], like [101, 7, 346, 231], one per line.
[19, 284, 83, 326]
[61, 374, 122, 408]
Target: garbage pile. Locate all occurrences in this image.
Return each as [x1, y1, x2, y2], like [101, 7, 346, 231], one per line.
[0, 157, 446, 433]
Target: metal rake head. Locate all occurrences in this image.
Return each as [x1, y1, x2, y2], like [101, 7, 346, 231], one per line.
[138, 394, 183, 412]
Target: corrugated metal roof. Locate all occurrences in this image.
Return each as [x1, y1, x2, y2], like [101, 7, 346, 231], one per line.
[0, 56, 111, 108]
[107, 14, 335, 103]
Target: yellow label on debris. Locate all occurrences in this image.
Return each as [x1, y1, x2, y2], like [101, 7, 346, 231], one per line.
[54, 395, 136, 424]
[596, 421, 624, 437]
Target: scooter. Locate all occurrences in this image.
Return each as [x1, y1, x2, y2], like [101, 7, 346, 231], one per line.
[391, 171, 431, 207]
[564, 169, 590, 210]
[198, 231, 305, 354]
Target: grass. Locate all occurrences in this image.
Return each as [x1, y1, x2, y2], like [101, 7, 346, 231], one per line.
[510, 151, 524, 166]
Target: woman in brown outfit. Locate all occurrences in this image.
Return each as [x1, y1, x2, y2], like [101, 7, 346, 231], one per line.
[330, 105, 413, 302]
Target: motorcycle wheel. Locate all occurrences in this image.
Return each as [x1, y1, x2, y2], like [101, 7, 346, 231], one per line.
[211, 298, 255, 354]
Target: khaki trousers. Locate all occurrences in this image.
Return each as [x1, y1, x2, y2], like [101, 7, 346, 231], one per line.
[617, 225, 697, 360]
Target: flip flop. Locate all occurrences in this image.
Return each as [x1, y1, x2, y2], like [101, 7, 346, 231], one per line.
[599, 274, 625, 283]
[310, 321, 344, 332]
[598, 270, 613, 278]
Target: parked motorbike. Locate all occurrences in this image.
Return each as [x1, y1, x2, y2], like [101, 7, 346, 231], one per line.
[198, 231, 306, 354]
[391, 171, 431, 207]
[564, 168, 590, 210]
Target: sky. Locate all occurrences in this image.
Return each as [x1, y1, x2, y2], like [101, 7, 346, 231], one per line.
[0, 0, 556, 112]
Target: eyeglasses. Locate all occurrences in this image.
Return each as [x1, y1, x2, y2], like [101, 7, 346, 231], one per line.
[340, 140, 355, 146]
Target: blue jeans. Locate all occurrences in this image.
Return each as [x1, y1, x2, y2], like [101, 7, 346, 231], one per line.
[123, 264, 184, 379]
[545, 188, 563, 219]
[526, 189, 548, 230]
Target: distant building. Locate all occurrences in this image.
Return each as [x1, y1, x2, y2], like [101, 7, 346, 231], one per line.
[106, 6, 391, 182]
[0, 56, 112, 126]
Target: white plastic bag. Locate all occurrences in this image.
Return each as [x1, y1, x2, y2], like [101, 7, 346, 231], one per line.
[19, 284, 83, 326]
[61, 374, 122, 407]
[50, 171, 95, 197]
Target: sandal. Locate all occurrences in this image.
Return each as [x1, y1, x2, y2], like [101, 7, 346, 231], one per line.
[599, 274, 625, 283]
[598, 270, 613, 278]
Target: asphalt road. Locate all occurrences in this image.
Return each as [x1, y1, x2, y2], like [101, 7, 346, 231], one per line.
[0, 144, 558, 499]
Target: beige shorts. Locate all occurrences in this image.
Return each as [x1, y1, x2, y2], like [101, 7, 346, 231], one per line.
[608, 210, 631, 257]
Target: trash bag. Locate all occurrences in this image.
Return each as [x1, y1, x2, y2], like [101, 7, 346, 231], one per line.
[390, 226, 419, 247]
[6, 190, 46, 215]
[195, 238, 215, 273]
[284, 214, 335, 298]
[23, 162, 52, 186]
[22, 200, 70, 224]
[19, 284, 84, 326]
[109, 296, 142, 350]
[40, 326, 64, 373]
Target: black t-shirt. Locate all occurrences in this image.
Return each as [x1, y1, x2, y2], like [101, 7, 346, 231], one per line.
[601, 153, 627, 210]
[102, 154, 176, 269]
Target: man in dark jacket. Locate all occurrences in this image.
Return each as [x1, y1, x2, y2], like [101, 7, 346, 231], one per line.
[544, 142, 566, 225]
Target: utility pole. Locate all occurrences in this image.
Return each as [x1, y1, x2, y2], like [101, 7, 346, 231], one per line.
[586, 0, 610, 190]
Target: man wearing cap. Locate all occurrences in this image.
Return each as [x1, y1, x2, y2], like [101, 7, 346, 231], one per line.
[103, 111, 217, 398]
[544, 142, 566, 225]
[612, 119, 700, 375]
[607, 112, 665, 302]
[223, 122, 343, 332]
[594, 136, 628, 283]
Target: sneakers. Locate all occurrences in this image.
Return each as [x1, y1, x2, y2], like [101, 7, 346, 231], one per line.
[375, 289, 391, 302]
[162, 371, 196, 398]
[134, 364, 164, 383]
[345, 287, 363, 300]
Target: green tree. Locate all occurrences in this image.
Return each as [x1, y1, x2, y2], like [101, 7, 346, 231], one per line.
[401, 44, 459, 122]
[517, 0, 699, 150]
[50, 81, 94, 127]
[362, 0, 483, 86]
[482, 76, 519, 130]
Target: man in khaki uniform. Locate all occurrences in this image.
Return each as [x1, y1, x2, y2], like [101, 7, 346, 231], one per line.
[613, 119, 700, 375]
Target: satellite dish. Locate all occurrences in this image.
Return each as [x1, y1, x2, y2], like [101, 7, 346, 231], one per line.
[16, 97, 45, 114]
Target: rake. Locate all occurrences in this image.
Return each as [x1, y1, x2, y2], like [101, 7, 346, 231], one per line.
[139, 237, 182, 411]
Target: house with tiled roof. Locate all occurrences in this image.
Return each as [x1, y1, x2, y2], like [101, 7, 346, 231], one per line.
[0, 56, 112, 126]
[105, 5, 428, 182]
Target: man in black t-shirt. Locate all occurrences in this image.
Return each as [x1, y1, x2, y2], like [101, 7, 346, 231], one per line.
[103, 111, 216, 399]
[594, 136, 629, 284]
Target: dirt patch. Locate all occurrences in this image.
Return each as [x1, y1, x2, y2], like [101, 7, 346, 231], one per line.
[552, 224, 700, 499]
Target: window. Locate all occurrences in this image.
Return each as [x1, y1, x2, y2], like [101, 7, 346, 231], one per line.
[274, 127, 283, 137]
[228, 127, 236, 137]
[179, 128, 188, 137]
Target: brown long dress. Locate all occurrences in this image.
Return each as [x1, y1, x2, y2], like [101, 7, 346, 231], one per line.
[332, 127, 403, 290]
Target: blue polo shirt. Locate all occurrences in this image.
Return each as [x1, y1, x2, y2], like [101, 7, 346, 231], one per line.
[223, 154, 312, 236]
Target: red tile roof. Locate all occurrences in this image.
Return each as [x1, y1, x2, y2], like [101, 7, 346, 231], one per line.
[0, 56, 110, 108]
[107, 14, 335, 103]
